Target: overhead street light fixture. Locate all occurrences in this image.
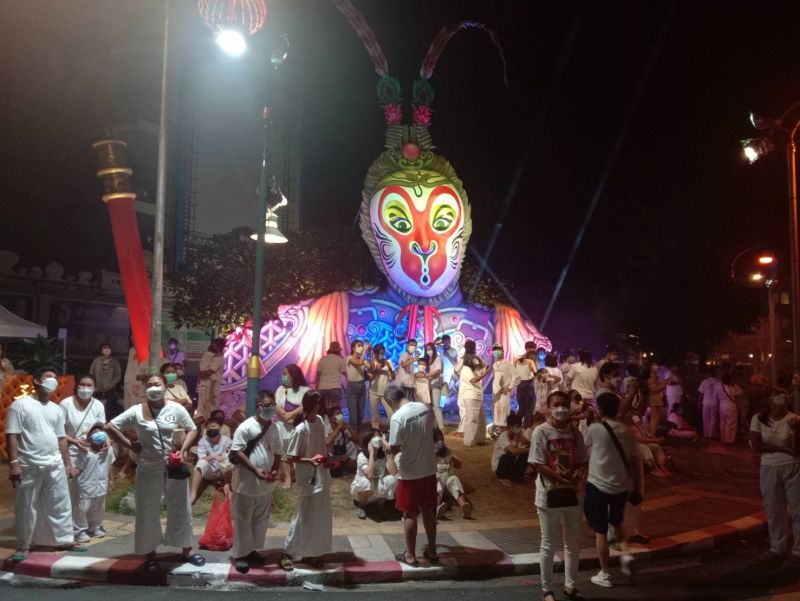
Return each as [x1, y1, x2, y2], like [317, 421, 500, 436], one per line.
[741, 137, 774, 164]
[215, 28, 247, 56]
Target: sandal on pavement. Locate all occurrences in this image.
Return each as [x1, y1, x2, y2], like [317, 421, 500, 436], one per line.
[563, 588, 587, 601]
[422, 547, 440, 564]
[279, 554, 294, 571]
[233, 559, 250, 574]
[11, 551, 27, 562]
[395, 552, 419, 568]
[144, 558, 160, 573]
[183, 553, 206, 566]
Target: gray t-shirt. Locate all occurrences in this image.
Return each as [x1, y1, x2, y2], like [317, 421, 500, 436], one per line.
[583, 419, 638, 495]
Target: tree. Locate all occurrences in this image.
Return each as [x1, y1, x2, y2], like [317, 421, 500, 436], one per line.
[171, 226, 515, 331]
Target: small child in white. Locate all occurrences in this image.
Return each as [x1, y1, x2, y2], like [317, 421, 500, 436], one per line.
[74, 422, 115, 538]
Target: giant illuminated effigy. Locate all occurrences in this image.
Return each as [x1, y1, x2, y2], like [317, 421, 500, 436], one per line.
[221, 1, 551, 407]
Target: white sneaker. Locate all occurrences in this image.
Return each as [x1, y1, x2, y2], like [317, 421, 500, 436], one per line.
[75, 531, 91, 543]
[90, 526, 106, 538]
[591, 570, 614, 588]
[620, 553, 635, 577]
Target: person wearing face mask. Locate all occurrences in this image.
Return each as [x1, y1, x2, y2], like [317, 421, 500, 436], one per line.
[530, 391, 589, 601]
[352, 431, 397, 519]
[208, 409, 232, 439]
[73, 423, 115, 540]
[491, 343, 516, 437]
[367, 343, 395, 428]
[324, 406, 358, 475]
[315, 342, 347, 412]
[60, 375, 107, 543]
[750, 393, 800, 566]
[275, 364, 310, 489]
[89, 343, 122, 410]
[197, 338, 226, 418]
[6, 366, 87, 561]
[491, 413, 530, 485]
[106, 373, 202, 571]
[396, 339, 419, 401]
[433, 428, 472, 519]
[438, 335, 459, 407]
[283, 391, 334, 568]
[414, 356, 432, 405]
[460, 342, 491, 447]
[230, 390, 285, 573]
[424, 342, 446, 429]
[514, 341, 539, 427]
[345, 339, 370, 429]
[160, 363, 193, 413]
[172, 362, 189, 391]
[166, 338, 186, 367]
[189, 418, 232, 505]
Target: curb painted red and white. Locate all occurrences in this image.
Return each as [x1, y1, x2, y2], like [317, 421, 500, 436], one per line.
[0, 512, 767, 588]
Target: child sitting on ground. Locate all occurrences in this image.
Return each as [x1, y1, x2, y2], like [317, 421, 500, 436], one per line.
[74, 423, 115, 540]
[325, 406, 359, 476]
[434, 428, 473, 518]
[667, 403, 699, 442]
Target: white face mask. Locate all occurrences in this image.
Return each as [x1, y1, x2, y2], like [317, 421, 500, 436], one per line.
[39, 377, 58, 394]
[77, 387, 94, 400]
[146, 385, 165, 401]
[371, 437, 383, 449]
[552, 407, 570, 422]
[426, 350, 434, 357]
[772, 395, 788, 407]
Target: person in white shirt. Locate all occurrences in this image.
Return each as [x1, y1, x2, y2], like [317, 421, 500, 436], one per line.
[665, 366, 684, 415]
[514, 341, 538, 426]
[719, 373, 741, 445]
[352, 430, 398, 519]
[460, 341, 491, 447]
[749, 393, 800, 565]
[229, 390, 285, 573]
[582, 392, 641, 589]
[439, 335, 460, 410]
[543, 353, 563, 392]
[491, 343, 516, 434]
[106, 373, 202, 571]
[123, 345, 146, 410]
[697, 369, 722, 440]
[315, 341, 346, 412]
[530, 390, 588, 601]
[324, 406, 358, 474]
[345, 339, 370, 428]
[424, 342, 445, 429]
[395, 339, 420, 401]
[566, 349, 598, 406]
[414, 357, 432, 405]
[73, 423, 115, 540]
[594, 345, 620, 377]
[283, 391, 334, 568]
[388, 385, 438, 567]
[275, 364, 310, 489]
[197, 338, 226, 418]
[492, 413, 530, 484]
[366, 343, 395, 428]
[6, 366, 87, 560]
[433, 428, 472, 519]
[61, 374, 107, 542]
[161, 363, 193, 413]
[189, 417, 231, 505]
[666, 403, 699, 441]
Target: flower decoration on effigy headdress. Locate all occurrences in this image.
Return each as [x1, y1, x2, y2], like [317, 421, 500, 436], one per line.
[331, 1, 508, 306]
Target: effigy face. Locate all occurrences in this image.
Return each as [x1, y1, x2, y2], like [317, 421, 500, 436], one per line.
[370, 169, 465, 299]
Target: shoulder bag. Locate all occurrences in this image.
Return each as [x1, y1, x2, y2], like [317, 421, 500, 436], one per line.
[601, 421, 642, 505]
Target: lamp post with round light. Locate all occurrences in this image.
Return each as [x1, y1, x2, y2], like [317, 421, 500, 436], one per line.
[750, 254, 779, 386]
[199, 1, 290, 417]
[741, 104, 800, 410]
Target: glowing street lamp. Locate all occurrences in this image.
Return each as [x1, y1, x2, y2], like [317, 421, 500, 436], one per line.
[741, 137, 774, 164]
[758, 255, 775, 265]
[215, 28, 247, 56]
[751, 272, 764, 282]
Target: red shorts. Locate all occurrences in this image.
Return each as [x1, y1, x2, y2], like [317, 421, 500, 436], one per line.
[395, 474, 437, 513]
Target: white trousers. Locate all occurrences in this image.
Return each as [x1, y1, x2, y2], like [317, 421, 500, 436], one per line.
[436, 474, 464, 499]
[760, 462, 800, 557]
[463, 396, 486, 446]
[232, 489, 273, 558]
[350, 475, 398, 503]
[719, 400, 738, 444]
[456, 390, 467, 433]
[15, 463, 74, 549]
[493, 392, 511, 427]
[430, 386, 445, 429]
[284, 486, 333, 558]
[702, 402, 719, 439]
[536, 505, 581, 592]
[368, 392, 395, 429]
[196, 459, 222, 481]
[76, 497, 106, 532]
[134, 468, 194, 555]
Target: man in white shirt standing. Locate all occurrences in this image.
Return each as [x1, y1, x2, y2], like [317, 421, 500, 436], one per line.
[583, 392, 641, 588]
[491, 343, 516, 435]
[395, 340, 419, 401]
[697, 368, 722, 440]
[388, 385, 437, 567]
[6, 366, 87, 560]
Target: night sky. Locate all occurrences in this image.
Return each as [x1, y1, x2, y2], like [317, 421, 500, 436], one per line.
[3, 1, 800, 355]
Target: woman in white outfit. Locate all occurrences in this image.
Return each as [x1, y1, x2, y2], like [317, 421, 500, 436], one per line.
[229, 390, 286, 573]
[283, 391, 333, 567]
[749, 393, 800, 566]
[529, 390, 589, 601]
[352, 431, 398, 519]
[719, 373, 741, 445]
[61, 374, 106, 543]
[460, 341, 490, 447]
[424, 343, 445, 429]
[275, 364, 310, 489]
[367, 343, 395, 428]
[106, 373, 202, 572]
[197, 338, 225, 418]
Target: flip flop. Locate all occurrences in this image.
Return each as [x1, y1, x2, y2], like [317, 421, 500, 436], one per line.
[144, 558, 160, 573]
[11, 552, 27, 562]
[395, 552, 419, 568]
[422, 548, 440, 564]
[183, 553, 206, 566]
[279, 555, 294, 571]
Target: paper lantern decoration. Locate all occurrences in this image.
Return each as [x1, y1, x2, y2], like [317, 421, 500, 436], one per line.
[197, 0, 267, 35]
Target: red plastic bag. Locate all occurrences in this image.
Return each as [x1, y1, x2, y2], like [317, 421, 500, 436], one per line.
[199, 490, 234, 551]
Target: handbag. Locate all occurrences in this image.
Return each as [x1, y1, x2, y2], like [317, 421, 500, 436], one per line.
[601, 421, 642, 506]
[229, 423, 269, 465]
[150, 403, 191, 480]
[541, 473, 579, 508]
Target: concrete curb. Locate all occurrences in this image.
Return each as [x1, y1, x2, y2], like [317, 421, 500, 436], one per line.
[0, 512, 767, 588]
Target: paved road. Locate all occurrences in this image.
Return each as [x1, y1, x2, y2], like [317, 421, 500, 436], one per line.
[2, 532, 798, 600]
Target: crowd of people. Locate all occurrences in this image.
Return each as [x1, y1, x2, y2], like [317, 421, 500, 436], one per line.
[5, 337, 800, 594]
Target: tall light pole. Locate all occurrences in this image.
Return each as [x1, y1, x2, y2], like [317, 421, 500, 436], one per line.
[742, 103, 800, 411]
[750, 254, 779, 386]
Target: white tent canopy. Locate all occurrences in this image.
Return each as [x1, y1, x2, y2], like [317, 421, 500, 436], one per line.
[0, 304, 47, 338]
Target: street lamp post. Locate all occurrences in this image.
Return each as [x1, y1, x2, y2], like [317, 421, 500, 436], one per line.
[742, 103, 800, 411]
